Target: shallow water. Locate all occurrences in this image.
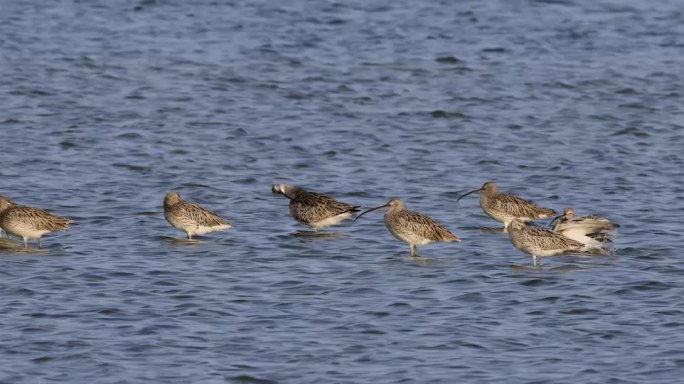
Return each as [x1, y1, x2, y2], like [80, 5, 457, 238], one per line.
[1, 0, 684, 383]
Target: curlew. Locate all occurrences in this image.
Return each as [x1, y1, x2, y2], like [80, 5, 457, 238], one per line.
[0, 197, 73, 249]
[508, 218, 586, 268]
[272, 184, 360, 231]
[457, 181, 556, 229]
[355, 198, 460, 258]
[551, 207, 619, 247]
[163, 191, 231, 240]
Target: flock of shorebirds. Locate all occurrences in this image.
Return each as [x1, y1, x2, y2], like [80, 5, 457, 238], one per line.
[0, 181, 619, 268]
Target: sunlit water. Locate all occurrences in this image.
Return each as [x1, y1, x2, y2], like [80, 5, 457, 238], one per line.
[1, 0, 683, 383]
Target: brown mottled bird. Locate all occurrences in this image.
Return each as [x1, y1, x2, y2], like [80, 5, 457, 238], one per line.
[163, 192, 231, 240]
[272, 184, 359, 231]
[508, 218, 584, 268]
[0, 197, 73, 249]
[457, 181, 556, 229]
[355, 198, 460, 258]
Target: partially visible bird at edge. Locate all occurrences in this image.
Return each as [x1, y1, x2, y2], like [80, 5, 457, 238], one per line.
[0, 196, 73, 249]
[0, 195, 11, 238]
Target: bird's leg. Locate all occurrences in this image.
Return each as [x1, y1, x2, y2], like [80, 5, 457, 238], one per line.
[23, 237, 28, 249]
[37, 238, 42, 249]
[187, 233, 192, 240]
[533, 255, 537, 269]
[410, 244, 418, 258]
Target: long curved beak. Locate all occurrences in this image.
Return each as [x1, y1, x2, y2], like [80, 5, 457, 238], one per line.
[549, 214, 565, 228]
[353, 204, 390, 223]
[456, 187, 482, 203]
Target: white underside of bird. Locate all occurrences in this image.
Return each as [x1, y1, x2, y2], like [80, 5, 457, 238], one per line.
[307, 211, 355, 231]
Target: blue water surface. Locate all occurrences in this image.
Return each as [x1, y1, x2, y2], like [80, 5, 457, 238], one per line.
[1, 0, 683, 383]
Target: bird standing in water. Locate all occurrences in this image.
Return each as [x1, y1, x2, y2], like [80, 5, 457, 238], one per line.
[0, 197, 73, 249]
[457, 181, 556, 230]
[272, 184, 359, 231]
[163, 191, 231, 240]
[355, 198, 460, 258]
[508, 218, 584, 268]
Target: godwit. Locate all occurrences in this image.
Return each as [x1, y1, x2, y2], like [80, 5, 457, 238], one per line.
[457, 181, 556, 229]
[355, 198, 460, 258]
[272, 184, 360, 231]
[508, 218, 583, 268]
[551, 207, 619, 247]
[163, 191, 231, 240]
[0, 198, 73, 249]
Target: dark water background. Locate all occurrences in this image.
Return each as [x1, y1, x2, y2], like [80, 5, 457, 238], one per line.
[1, 0, 683, 383]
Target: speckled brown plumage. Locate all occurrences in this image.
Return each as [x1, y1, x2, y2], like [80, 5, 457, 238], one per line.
[357, 198, 460, 257]
[164, 192, 231, 240]
[386, 207, 459, 243]
[272, 184, 359, 231]
[457, 181, 556, 229]
[0, 201, 73, 248]
[508, 218, 583, 267]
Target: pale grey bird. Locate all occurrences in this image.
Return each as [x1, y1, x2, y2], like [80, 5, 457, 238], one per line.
[355, 198, 460, 258]
[272, 184, 360, 231]
[457, 181, 556, 229]
[163, 191, 231, 240]
[550, 207, 619, 247]
[0, 197, 73, 249]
